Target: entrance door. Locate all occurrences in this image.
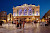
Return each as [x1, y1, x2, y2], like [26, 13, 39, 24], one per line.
[20, 18, 26, 22]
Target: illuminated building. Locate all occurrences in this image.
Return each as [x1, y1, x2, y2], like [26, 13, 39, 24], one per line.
[42, 10, 50, 23]
[7, 13, 13, 23]
[13, 4, 40, 22]
[0, 11, 7, 23]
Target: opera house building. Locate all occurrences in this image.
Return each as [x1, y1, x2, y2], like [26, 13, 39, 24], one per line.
[13, 4, 40, 23]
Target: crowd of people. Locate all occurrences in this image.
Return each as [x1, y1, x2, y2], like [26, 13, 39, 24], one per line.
[12, 20, 50, 29]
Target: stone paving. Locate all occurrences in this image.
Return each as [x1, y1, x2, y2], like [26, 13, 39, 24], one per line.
[0, 23, 50, 33]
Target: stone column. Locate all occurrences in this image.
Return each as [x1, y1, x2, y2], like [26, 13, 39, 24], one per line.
[32, 10, 33, 16]
[27, 9, 28, 16]
[17, 10, 19, 16]
[21, 9, 23, 16]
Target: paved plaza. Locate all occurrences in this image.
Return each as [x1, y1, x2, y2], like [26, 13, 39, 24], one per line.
[0, 23, 50, 33]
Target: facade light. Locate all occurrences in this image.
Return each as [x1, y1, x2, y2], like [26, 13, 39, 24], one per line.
[8, 19, 10, 20]
[11, 19, 12, 20]
[37, 18, 38, 20]
[38, 21, 39, 22]
[15, 19, 16, 20]
[14, 17, 15, 18]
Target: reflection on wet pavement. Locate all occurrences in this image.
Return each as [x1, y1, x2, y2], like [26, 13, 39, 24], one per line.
[0, 23, 50, 33]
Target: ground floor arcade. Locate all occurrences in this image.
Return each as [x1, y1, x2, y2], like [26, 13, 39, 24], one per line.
[13, 16, 40, 23]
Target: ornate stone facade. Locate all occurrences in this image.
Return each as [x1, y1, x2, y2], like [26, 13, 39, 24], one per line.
[13, 4, 40, 22]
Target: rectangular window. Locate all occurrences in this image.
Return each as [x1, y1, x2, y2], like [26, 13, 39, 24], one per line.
[14, 12, 15, 16]
[24, 12, 27, 16]
[36, 11, 38, 15]
[10, 14, 11, 18]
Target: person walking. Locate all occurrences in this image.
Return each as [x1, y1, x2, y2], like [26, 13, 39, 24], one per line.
[23, 21, 25, 28]
[17, 20, 19, 29]
[19, 20, 22, 29]
[45, 21, 48, 26]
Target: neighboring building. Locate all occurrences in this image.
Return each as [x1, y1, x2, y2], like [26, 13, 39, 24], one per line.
[0, 11, 7, 23]
[13, 4, 40, 22]
[42, 10, 50, 23]
[7, 13, 13, 23]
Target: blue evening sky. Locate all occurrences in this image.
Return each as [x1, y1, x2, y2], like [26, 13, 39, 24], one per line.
[0, 0, 50, 18]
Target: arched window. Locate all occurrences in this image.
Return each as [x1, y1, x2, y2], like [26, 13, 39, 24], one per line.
[24, 9, 27, 16]
[14, 12, 15, 16]
[19, 9, 22, 16]
[36, 11, 38, 15]
[28, 8, 32, 15]
[24, 9, 27, 11]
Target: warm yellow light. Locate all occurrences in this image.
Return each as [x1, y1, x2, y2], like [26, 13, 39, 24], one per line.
[35, 14, 36, 16]
[38, 21, 39, 22]
[34, 18, 35, 19]
[33, 16, 34, 18]
[26, 18, 29, 22]
[38, 13, 39, 15]
[11, 19, 12, 20]
[37, 18, 38, 20]
[14, 17, 16, 18]
[15, 19, 16, 20]
[8, 19, 10, 20]
[32, 17, 35, 20]
[46, 17, 47, 19]
[25, 4, 27, 6]
[42, 18, 45, 22]
[2, 20, 6, 23]
[40, 20, 41, 22]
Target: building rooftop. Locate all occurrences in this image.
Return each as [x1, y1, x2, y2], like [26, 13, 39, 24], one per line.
[13, 4, 40, 8]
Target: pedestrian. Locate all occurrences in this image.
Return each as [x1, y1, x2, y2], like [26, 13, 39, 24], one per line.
[19, 20, 22, 29]
[17, 20, 19, 29]
[45, 21, 48, 26]
[12, 21, 13, 24]
[23, 21, 25, 28]
[20, 20, 22, 29]
[32, 22, 33, 25]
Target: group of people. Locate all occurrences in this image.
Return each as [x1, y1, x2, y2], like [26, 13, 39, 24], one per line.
[16, 20, 25, 29]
